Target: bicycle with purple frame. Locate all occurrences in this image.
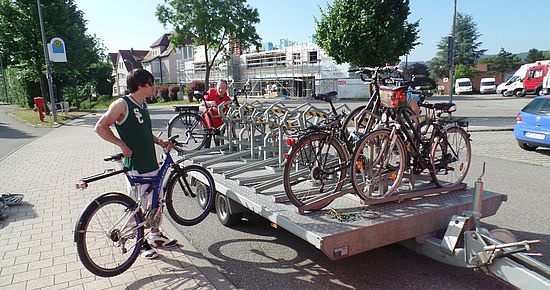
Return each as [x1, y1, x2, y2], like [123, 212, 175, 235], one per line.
[73, 135, 215, 277]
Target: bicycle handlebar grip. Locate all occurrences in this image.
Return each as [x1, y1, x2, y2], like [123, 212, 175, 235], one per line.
[168, 134, 179, 144]
[104, 153, 124, 162]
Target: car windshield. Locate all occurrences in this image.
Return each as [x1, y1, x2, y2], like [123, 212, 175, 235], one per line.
[506, 76, 519, 84]
[522, 98, 550, 115]
[481, 81, 495, 86]
[458, 82, 471, 87]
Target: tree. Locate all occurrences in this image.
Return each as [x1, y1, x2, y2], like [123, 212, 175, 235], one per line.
[405, 62, 429, 77]
[316, 0, 419, 67]
[454, 64, 478, 80]
[486, 48, 520, 78]
[525, 48, 544, 63]
[544, 51, 550, 60]
[0, 0, 105, 108]
[156, 0, 260, 87]
[428, 13, 486, 78]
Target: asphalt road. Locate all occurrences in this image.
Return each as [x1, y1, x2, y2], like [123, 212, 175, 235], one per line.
[0, 105, 52, 160]
[146, 94, 549, 290]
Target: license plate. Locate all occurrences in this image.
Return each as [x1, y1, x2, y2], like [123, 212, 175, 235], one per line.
[525, 132, 546, 140]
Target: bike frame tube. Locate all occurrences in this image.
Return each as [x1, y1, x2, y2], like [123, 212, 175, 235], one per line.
[126, 153, 174, 210]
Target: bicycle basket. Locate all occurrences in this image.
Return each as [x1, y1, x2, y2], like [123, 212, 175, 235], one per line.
[380, 87, 408, 109]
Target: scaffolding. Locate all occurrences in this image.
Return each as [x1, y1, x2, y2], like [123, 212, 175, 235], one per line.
[176, 42, 351, 98]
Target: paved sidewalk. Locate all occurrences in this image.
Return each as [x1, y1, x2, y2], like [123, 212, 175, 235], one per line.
[0, 115, 234, 289]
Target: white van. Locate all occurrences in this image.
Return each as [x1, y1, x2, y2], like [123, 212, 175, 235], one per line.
[496, 75, 524, 97]
[542, 72, 550, 95]
[479, 77, 496, 94]
[455, 78, 472, 94]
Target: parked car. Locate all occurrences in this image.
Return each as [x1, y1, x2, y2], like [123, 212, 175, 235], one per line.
[479, 77, 496, 94]
[455, 78, 472, 94]
[514, 95, 550, 150]
[497, 75, 521, 96]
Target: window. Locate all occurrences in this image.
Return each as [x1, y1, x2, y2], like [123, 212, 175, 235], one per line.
[529, 69, 543, 79]
[309, 51, 318, 63]
[522, 99, 550, 115]
[481, 81, 495, 86]
[458, 82, 471, 87]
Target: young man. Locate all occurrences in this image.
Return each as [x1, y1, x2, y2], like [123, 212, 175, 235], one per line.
[94, 68, 177, 259]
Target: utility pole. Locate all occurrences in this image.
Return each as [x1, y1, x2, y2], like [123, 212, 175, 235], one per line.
[0, 52, 8, 103]
[448, 0, 457, 104]
[37, 0, 58, 123]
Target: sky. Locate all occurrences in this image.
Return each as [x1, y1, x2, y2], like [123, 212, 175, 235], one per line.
[74, 0, 549, 62]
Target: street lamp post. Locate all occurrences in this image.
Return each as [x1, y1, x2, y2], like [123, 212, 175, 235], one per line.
[448, 0, 457, 104]
[37, 0, 58, 123]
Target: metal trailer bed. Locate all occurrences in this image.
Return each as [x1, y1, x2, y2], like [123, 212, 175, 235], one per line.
[186, 153, 506, 260]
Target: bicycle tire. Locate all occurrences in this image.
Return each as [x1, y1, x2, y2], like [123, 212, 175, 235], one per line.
[75, 193, 144, 277]
[165, 164, 215, 226]
[351, 129, 407, 200]
[283, 132, 348, 210]
[430, 126, 471, 187]
[167, 112, 209, 152]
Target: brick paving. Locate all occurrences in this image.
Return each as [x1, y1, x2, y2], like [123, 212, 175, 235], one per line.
[0, 115, 234, 290]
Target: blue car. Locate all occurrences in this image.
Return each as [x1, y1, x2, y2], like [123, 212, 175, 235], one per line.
[514, 95, 550, 151]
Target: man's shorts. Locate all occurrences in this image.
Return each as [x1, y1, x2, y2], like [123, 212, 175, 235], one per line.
[126, 169, 159, 212]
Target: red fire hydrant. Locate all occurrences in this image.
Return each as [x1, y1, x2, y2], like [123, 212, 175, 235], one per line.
[33, 96, 45, 122]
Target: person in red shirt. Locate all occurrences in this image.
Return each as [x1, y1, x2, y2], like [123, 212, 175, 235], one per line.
[201, 79, 231, 129]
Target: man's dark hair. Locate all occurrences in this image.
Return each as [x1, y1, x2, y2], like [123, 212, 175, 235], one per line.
[125, 68, 154, 94]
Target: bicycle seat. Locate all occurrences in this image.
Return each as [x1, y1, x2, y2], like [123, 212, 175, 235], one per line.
[104, 153, 124, 162]
[312, 91, 337, 102]
[433, 102, 457, 113]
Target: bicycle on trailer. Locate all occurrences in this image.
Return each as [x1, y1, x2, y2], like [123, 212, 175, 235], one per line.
[167, 86, 248, 153]
[350, 77, 472, 200]
[74, 135, 215, 277]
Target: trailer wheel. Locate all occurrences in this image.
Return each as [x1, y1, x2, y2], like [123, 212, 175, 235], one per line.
[215, 193, 243, 227]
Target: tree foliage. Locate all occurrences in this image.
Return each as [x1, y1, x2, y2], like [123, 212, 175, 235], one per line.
[156, 0, 260, 86]
[0, 0, 109, 108]
[525, 48, 544, 63]
[454, 63, 478, 80]
[315, 0, 419, 67]
[484, 48, 520, 77]
[428, 13, 486, 78]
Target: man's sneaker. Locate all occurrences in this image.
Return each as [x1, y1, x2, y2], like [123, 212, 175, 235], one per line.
[141, 241, 158, 259]
[147, 232, 177, 248]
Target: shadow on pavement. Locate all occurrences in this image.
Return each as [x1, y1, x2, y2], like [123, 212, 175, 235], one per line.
[0, 201, 37, 228]
[0, 123, 36, 139]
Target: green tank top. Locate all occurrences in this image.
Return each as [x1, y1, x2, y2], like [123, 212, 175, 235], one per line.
[114, 96, 158, 174]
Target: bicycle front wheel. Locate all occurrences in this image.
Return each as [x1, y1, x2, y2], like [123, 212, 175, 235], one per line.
[430, 126, 471, 187]
[75, 193, 144, 277]
[167, 112, 209, 152]
[283, 132, 348, 210]
[165, 165, 216, 226]
[351, 129, 406, 200]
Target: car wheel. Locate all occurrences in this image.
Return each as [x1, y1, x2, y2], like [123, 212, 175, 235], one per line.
[514, 89, 526, 98]
[517, 140, 538, 151]
[500, 90, 507, 97]
[535, 87, 542, 96]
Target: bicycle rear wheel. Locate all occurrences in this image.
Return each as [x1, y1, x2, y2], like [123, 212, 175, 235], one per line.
[165, 165, 215, 226]
[167, 112, 209, 152]
[430, 126, 471, 187]
[351, 129, 406, 200]
[75, 193, 144, 277]
[283, 132, 348, 210]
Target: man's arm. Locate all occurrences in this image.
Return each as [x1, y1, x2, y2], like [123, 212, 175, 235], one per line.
[94, 99, 133, 157]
